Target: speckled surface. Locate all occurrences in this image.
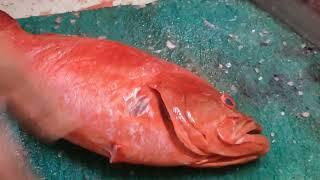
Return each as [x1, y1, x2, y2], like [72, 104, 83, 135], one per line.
[5, 0, 320, 179]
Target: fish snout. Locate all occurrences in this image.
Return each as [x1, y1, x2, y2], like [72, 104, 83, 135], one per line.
[217, 116, 269, 155]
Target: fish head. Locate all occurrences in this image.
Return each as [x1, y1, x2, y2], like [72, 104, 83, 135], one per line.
[150, 72, 270, 167]
[188, 91, 270, 153]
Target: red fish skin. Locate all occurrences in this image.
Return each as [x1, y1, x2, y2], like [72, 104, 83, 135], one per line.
[0, 10, 269, 168]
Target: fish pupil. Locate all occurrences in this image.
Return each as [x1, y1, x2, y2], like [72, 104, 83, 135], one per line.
[225, 98, 234, 106]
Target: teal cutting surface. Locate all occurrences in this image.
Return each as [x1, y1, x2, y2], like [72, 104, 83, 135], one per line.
[5, 0, 320, 179]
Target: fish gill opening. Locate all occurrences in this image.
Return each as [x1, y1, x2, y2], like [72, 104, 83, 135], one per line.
[148, 87, 204, 158]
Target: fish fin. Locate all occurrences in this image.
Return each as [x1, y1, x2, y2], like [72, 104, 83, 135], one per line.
[0, 10, 24, 34]
[107, 144, 125, 163]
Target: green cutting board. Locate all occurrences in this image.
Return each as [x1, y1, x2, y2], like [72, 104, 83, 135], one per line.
[6, 0, 320, 179]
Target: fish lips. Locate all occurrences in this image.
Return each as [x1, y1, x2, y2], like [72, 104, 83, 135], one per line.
[191, 117, 270, 168]
[216, 116, 270, 156]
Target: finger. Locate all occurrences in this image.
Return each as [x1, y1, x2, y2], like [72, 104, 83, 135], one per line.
[0, 118, 37, 180]
[0, 35, 82, 143]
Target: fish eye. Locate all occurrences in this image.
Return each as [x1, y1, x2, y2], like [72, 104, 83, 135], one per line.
[221, 93, 236, 109]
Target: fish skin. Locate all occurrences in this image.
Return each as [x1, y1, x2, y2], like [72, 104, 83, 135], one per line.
[0, 10, 270, 168]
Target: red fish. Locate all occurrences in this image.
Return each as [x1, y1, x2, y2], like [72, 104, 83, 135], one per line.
[0, 10, 269, 168]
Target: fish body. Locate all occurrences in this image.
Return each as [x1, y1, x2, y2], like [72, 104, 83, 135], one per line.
[0, 10, 269, 168]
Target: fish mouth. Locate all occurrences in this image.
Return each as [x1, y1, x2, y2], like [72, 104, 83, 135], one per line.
[190, 118, 269, 168]
[216, 116, 270, 156]
[187, 118, 268, 167]
[217, 116, 264, 145]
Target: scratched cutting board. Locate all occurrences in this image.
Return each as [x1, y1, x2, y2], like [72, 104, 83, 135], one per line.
[4, 0, 320, 179]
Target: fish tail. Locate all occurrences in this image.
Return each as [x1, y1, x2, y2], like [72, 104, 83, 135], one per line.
[0, 10, 24, 34]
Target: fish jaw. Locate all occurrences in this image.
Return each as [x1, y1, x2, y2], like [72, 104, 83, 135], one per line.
[191, 155, 259, 168]
[216, 116, 270, 156]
